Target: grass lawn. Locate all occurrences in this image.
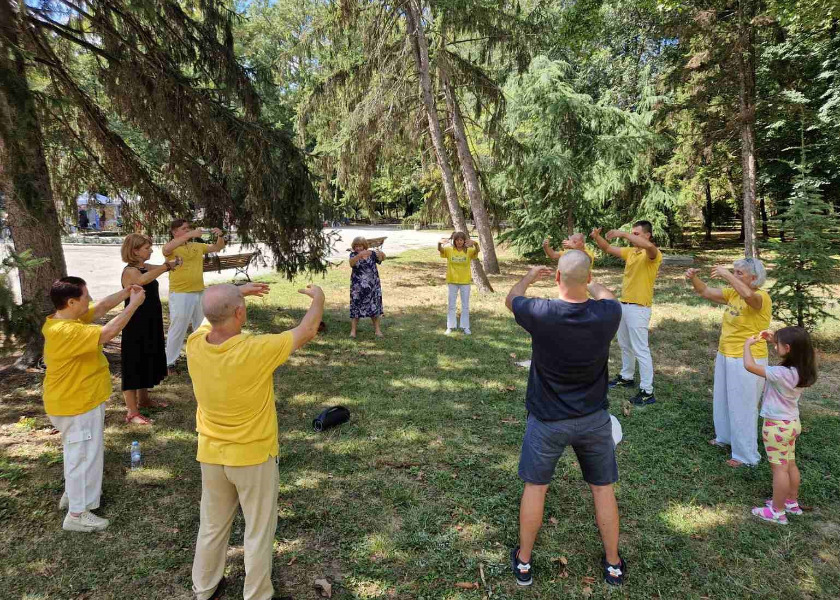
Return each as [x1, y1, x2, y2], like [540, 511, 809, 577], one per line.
[1, 244, 839, 600]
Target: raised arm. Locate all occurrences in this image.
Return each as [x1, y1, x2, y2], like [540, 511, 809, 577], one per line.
[438, 238, 448, 256]
[543, 239, 561, 260]
[607, 229, 658, 260]
[162, 229, 202, 256]
[742, 337, 767, 378]
[587, 281, 615, 301]
[205, 228, 227, 253]
[685, 268, 727, 304]
[122, 260, 180, 287]
[711, 266, 762, 310]
[590, 228, 623, 258]
[98, 287, 145, 344]
[505, 266, 554, 312]
[91, 287, 131, 321]
[290, 285, 326, 351]
[349, 250, 371, 267]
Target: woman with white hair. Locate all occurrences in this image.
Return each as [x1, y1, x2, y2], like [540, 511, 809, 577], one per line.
[686, 258, 772, 467]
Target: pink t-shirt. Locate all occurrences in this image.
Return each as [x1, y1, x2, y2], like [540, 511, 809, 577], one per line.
[760, 366, 802, 421]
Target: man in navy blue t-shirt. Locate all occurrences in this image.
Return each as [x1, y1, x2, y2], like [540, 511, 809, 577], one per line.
[505, 250, 626, 587]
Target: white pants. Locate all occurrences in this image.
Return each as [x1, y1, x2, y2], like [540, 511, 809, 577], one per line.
[166, 291, 204, 366]
[713, 352, 766, 465]
[447, 284, 471, 330]
[617, 303, 654, 393]
[193, 458, 279, 600]
[48, 403, 105, 514]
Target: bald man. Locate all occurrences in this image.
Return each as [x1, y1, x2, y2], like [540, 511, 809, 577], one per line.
[186, 282, 324, 600]
[505, 250, 626, 587]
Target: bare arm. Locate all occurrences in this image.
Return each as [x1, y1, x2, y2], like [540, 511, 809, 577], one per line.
[607, 230, 658, 259]
[587, 282, 615, 301]
[505, 266, 554, 312]
[685, 269, 727, 304]
[590, 228, 623, 258]
[290, 285, 325, 351]
[98, 288, 145, 344]
[91, 288, 131, 321]
[543, 239, 561, 260]
[712, 266, 762, 310]
[122, 261, 178, 287]
[438, 239, 448, 255]
[349, 250, 371, 267]
[375, 249, 385, 261]
[742, 338, 767, 378]
[205, 228, 227, 253]
[162, 230, 200, 256]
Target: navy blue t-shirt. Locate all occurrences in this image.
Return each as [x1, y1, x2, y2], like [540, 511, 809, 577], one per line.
[512, 296, 622, 421]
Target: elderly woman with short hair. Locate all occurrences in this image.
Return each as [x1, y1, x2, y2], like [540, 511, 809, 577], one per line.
[686, 258, 772, 467]
[348, 236, 385, 338]
[120, 234, 181, 424]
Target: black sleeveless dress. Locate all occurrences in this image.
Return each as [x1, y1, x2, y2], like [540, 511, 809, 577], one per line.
[121, 267, 167, 391]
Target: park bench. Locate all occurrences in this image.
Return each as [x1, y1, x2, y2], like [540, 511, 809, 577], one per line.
[203, 250, 259, 281]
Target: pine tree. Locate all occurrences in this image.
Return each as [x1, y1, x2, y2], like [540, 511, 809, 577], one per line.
[769, 125, 839, 330]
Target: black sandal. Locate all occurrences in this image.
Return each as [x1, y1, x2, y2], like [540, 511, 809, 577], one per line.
[603, 555, 626, 586]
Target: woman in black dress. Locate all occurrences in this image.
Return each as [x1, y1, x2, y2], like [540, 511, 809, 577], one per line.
[120, 234, 181, 425]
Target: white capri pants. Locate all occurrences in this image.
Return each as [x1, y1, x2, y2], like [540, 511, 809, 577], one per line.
[447, 284, 471, 330]
[166, 291, 204, 366]
[617, 303, 654, 393]
[713, 352, 766, 465]
[48, 403, 105, 514]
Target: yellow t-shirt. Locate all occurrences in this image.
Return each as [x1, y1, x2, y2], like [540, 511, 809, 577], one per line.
[440, 244, 479, 284]
[619, 247, 663, 306]
[166, 242, 209, 293]
[718, 288, 772, 358]
[187, 323, 294, 466]
[42, 307, 111, 416]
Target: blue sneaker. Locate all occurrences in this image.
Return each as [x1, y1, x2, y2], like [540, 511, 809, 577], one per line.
[510, 546, 533, 586]
[630, 389, 656, 405]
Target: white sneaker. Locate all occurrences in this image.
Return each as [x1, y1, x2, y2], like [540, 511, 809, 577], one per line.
[445, 328, 453, 335]
[63, 511, 109, 532]
[463, 329, 472, 335]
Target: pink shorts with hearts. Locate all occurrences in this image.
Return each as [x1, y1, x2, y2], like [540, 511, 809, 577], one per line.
[762, 418, 801, 465]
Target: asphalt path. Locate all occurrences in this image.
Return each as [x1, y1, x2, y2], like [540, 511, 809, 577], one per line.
[3, 225, 447, 302]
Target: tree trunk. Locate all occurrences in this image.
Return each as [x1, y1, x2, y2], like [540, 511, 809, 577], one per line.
[759, 195, 769, 238]
[703, 178, 713, 241]
[0, 0, 67, 367]
[405, 0, 492, 291]
[737, 0, 758, 259]
[439, 56, 500, 275]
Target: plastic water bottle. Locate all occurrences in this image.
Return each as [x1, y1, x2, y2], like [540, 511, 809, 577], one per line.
[130, 441, 142, 470]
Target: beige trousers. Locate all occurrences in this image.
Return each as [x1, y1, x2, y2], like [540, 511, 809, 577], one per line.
[192, 457, 279, 600]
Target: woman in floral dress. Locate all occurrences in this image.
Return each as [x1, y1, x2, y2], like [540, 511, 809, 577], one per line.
[349, 236, 385, 338]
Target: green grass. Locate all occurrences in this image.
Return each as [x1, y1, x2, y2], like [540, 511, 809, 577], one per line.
[1, 245, 839, 599]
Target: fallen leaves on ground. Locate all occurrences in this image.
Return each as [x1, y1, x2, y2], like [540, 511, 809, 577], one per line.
[454, 582, 479, 589]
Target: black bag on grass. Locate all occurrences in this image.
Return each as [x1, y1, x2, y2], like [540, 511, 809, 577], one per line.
[313, 406, 350, 432]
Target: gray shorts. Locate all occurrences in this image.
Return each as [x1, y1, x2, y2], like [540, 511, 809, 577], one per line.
[518, 409, 619, 486]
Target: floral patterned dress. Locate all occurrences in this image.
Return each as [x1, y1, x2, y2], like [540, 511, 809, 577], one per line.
[349, 251, 384, 318]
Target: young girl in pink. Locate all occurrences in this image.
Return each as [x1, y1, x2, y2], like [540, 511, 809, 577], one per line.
[743, 326, 817, 525]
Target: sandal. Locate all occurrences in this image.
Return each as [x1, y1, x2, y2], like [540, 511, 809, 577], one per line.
[125, 413, 153, 425]
[708, 439, 729, 448]
[726, 459, 744, 468]
[138, 399, 168, 409]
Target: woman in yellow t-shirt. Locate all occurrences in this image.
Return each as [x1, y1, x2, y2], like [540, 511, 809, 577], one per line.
[686, 258, 772, 468]
[438, 231, 480, 335]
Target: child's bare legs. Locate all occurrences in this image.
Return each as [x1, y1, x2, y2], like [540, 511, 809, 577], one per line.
[350, 318, 359, 338]
[372, 316, 383, 337]
[788, 461, 800, 502]
[771, 462, 792, 512]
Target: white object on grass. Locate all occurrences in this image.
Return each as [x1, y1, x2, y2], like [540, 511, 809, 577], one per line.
[611, 414, 623, 445]
[516, 360, 532, 368]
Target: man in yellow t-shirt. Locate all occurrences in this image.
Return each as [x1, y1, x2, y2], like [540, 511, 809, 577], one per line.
[438, 232, 480, 334]
[187, 282, 324, 600]
[162, 218, 226, 371]
[686, 259, 772, 467]
[590, 221, 663, 405]
[43, 276, 145, 532]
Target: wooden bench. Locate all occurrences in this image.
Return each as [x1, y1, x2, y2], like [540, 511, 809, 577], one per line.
[203, 251, 259, 281]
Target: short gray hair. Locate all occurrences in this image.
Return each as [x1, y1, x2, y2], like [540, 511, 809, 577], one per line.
[202, 284, 244, 324]
[558, 250, 592, 285]
[733, 258, 766, 288]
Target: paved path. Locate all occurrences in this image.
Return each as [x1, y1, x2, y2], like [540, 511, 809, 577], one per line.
[3, 226, 447, 302]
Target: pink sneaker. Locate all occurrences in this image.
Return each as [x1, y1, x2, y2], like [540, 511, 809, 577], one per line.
[764, 499, 803, 515]
[752, 505, 788, 525]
